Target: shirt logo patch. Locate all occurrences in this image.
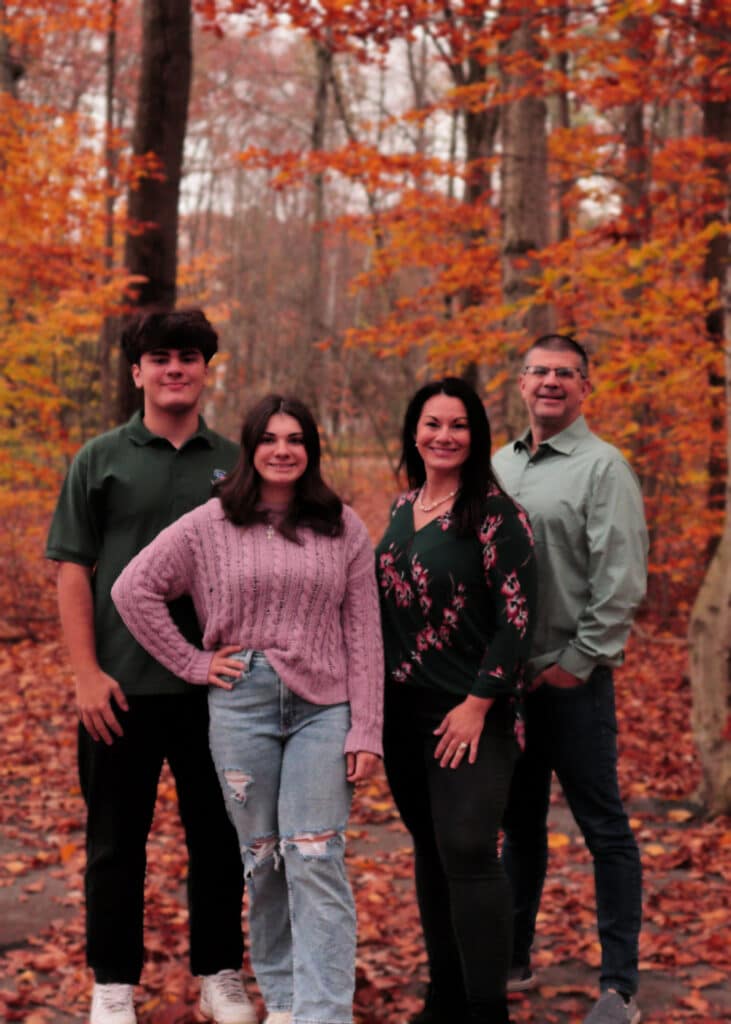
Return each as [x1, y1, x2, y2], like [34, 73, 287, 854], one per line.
[211, 468, 228, 483]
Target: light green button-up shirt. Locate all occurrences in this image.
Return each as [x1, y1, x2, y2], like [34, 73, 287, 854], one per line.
[492, 415, 648, 680]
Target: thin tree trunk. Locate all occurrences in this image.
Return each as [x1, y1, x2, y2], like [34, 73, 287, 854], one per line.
[688, 253, 731, 815]
[702, 3, 731, 548]
[687, 2, 731, 815]
[499, 1, 552, 436]
[99, 0, 118, 429]
[302, 38, 332, 415]
[0, 0, 22, 97]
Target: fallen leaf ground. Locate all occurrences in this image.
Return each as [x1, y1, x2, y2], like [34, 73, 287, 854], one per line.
[1, 481, 729, 1023]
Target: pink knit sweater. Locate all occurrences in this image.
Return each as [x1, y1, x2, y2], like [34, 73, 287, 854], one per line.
[111, 498, 384, 755]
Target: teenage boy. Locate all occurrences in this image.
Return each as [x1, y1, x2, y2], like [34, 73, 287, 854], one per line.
[46, 309, 254, 1024]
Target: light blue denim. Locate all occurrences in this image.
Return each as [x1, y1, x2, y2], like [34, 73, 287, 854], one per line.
[208, 652, 355, 1024]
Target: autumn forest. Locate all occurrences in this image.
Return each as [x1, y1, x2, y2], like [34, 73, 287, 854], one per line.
[1, 1, 730, 1022]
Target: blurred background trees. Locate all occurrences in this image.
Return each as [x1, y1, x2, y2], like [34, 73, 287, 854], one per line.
[1, 0, 730, 807]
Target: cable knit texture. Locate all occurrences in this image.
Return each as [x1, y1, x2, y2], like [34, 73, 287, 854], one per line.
[112, 499, 384, 756]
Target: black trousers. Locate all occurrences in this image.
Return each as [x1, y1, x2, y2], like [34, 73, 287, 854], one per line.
[78, 691, 244, 984]
[384, 684, 517, 1017]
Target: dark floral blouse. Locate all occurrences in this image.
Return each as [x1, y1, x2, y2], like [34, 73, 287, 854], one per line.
[376, 485, 536, 699]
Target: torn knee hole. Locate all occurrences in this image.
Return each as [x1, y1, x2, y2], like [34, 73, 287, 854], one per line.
[223, 768, 252, 804]
[243, 836, 279, 877]
[284, 829, 343, 858]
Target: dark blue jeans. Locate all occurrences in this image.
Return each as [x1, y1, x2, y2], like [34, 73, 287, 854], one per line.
[78, 691, 244, 984]
[502, 666, 641, 995]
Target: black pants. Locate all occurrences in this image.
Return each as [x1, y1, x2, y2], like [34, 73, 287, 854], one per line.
[78, 691, 244, 984]
[384, 685, 517, 1016]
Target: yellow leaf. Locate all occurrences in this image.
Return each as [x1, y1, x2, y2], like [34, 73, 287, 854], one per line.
[644, 843, 666, 856]
[547, 833, 570, 849]
[4, 860, 27, 874]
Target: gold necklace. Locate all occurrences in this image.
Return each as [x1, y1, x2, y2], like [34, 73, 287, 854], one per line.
[417, 485, 458, 512]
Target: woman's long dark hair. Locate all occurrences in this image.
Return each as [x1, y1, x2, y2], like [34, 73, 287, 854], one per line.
[216, 394, 343, 540]
[400, 377, 504, 536]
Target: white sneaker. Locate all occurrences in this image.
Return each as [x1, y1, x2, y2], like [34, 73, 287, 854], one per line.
[264, 1013, 293, 1024]
[199, 970, 256, 1024]
[89, 983, 136, 1024]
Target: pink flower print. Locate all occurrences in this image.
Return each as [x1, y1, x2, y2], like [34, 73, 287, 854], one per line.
[517, 507, 534, 544]
[501, 571, 521, 597]
[393, 661, 414, 683]
[437, 511, 454, 531]
[483, 544, 497, 574]
[479, 513, 503, 544]
[410, 556, 432, 615]
[514, 715, 526, 752]
[394, 489, 418, 512]
[505, 591, 529, 638]
[379, 548, 414, 607]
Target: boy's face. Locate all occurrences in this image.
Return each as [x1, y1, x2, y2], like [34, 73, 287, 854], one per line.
[131, 347, 208, 416]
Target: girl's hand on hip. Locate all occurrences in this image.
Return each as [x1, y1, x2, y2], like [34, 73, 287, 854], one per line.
[207, 645, 246, 689]
[346, 751, 381, 783]
[433, 695, 494, 768]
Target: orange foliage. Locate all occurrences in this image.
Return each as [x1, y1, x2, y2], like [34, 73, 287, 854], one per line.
[222, 0, 731, 615]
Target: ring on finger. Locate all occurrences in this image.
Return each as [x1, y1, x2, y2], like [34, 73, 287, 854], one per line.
[458, 742, 468, 750]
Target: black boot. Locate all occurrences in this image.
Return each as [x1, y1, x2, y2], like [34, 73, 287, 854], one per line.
[409, 984, 468, 1023]
[466, 998, 511, 1024]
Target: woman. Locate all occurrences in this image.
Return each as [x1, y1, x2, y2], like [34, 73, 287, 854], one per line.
[376, 378, 535, 1024]
[112, 395, 384, 1024]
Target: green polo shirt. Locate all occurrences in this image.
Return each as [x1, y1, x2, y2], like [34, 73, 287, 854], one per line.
[492, 415, 648, 680]
[46, 412, 238, 695]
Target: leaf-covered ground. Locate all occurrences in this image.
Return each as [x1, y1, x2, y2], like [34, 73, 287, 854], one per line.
[1, 626, 729, 1023]
[0, 478, 729, 1023]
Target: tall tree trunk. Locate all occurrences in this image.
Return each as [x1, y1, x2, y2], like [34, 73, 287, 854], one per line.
[117, 0, 193, 422]
[0, 0, 22, 97]
[302, 38, 332, 416]
[702, 0, 730, 549]
[688, 255, 731, 815]
[442, 8, 499, 390]
[621, 15, 650, 245]
[553, 2, 571, 244]
[499, 1, 552, 436]
[99, 0, 119, 429]
[687, 2, 731, 815]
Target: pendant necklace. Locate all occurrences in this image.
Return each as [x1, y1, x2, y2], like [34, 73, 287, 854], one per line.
[259, 502, 289, 541]
[417, 485, 458, 513]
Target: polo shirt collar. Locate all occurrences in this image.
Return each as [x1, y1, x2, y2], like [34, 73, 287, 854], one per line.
[125, 410, 215, 448]
[513, 414, 590, 456]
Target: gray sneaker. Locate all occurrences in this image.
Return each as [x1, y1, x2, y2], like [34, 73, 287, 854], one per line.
[506, 965, 537, 992]
[584, 990, 641, 1024]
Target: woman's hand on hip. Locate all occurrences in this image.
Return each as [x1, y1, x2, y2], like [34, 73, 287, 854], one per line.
[346, 751, 381, 783]
[433, 695, 494, 768]
[207, 645, 246, 689]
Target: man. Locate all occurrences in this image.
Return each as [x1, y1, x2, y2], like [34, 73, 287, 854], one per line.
[493, 334, 648, 1024]
[46, 309, 254, 1024]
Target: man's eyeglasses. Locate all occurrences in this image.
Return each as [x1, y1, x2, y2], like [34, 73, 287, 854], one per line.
[522, 365, 586, 380]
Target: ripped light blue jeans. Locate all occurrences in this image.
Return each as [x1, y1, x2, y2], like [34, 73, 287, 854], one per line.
[208, 652, 355, 1024]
